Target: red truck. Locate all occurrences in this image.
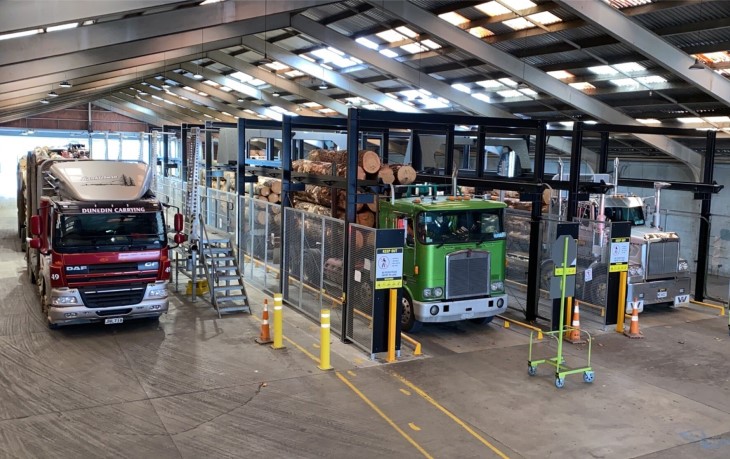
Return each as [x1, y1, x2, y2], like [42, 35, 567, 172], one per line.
[20, 154, 183, 328]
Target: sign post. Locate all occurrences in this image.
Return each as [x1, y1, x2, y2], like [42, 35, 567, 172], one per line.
[371, 229, 404, 357]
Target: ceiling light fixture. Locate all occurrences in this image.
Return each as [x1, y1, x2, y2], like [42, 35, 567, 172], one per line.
[59, 80, 72, 88]
[272, 91, 280, 97]
[40, 99, 50, 104]
[47, 90, 58, 98]
[319, 80, 328, 90]
[689, 58, 706, 70]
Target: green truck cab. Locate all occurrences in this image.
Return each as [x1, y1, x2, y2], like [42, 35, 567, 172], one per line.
[378, 191, 509, 332]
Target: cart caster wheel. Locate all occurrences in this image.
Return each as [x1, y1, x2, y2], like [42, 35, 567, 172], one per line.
[555, 377, 565, 389]
[528, 365, 537, 376]
[583, 371, 595, 383]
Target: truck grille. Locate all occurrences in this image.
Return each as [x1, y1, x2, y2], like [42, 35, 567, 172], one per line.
[647, 240, 679, 277]
[446, 250, 490, 300]
[80, 284, 146, 308]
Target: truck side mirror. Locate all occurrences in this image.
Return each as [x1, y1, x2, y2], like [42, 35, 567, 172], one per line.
[174, 233, 187, 244]
[29, 238, 41, 249]
[30, 215, 41, 236]
[174, 213, 184, 232]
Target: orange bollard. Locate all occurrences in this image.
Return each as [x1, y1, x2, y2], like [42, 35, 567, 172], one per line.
[623, 300, 644, 339]
[566, 300, 586, 344]
[255, 299, 273, 344]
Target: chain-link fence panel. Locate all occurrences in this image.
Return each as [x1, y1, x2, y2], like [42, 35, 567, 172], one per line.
[239, 196, 280, 293]
[571, 218, 611, 328]
[504, 208, 532, 285]
[280, 208, 345, 334]
[346, 224, 376, 354]
[707, 213, 730, 300]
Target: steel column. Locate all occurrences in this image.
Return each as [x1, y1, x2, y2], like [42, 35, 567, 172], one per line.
[695, 130, 717, 302]
[279, 116, 293, 295]
[567, 123, 584, 221]
[525, 120, 548, 322]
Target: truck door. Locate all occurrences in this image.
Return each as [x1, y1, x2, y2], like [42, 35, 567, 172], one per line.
[396, 214, 416, 284]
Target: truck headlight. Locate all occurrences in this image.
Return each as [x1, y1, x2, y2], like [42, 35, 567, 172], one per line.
[423, 288, 432, 298]
[148, 288, 168, 298]
[52, 296, 77, 306]
[490, 281, 504, 292]
[433, 287, 443, 297]
[678, 260, 689, 272]
[628, 265, 644, 277]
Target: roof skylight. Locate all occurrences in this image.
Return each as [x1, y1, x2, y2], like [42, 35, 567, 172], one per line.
[264, 61, 289, 71]
[377, 29, 406, 43]
[400, 43, 430, 54]
[635, 75, 667, 84]
[498, 77, 518, 87]
[610, 78, 639, 87]
[379, 49, 399, 58]
[503, 17, 534, 30]
[356, 37, 379, 50]
[547, 70, 574, 80]
[569, 82, 596, 90]
[497, 89, 523, 98]
[475, 1, 511, 16]
[476, 79, 501, 89]
[422, 39, 441, 50]
[439, 12, 469, 25]
[588, 65, 618, 76]
[527, 11, 561, 25]
[613, 62, 645, 73]
[677, 117, 703, 124]
[395, 26, 418, 38]
[469, 27, 494, 38]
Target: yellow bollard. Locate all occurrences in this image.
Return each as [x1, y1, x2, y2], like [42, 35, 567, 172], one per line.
[387, 289, 397, 363]
[318, 309, 333, 371]
[272, 293, 285, 350]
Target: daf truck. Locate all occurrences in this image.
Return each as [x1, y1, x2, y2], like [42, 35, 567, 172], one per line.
[20, 154, 183, 328]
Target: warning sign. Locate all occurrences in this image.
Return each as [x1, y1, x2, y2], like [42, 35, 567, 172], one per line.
[610, 237, 630, 272]
[375, 247, 403, 289]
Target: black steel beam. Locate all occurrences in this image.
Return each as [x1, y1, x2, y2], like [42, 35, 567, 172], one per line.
[616, 179, 723, 194]
[695, 130, 717, 301]
[279, 116, 293, 295]
[237, 118, 246, 194]
[566, 123, 584, 220]
[526, 120, 548, 322]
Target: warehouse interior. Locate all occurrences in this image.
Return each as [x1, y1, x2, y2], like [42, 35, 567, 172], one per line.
[3, 1, 730, 458]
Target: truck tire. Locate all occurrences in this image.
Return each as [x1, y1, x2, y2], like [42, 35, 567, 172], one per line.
[39, 279, 58, 329]
[401, 291, 422, 333]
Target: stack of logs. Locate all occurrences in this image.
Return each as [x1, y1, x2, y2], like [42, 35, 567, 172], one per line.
[288, 149, 416, 228]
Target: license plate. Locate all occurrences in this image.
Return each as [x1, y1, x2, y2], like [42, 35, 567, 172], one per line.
[461, 312, 475, 320]
[674, 294, 689, 305]
[657, 291, 668, 299]
[105, 318, 124, 325]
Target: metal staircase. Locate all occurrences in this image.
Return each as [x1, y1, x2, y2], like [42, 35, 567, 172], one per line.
[178, 127, 249, 316]
[199, 216, 250, 317]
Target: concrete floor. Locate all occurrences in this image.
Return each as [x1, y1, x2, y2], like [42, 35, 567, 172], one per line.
[2, 201, 730, 458]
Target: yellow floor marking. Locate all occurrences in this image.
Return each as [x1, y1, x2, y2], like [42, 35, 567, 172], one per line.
[282, 336, 320, 364]
[409, 422, 421, 431]
[313, 343, 320, 349]
[336, 372, 433, 459]
[399, 388, 411, 396]
[391, 372, 510, 459]
[347, 370, 357, 377]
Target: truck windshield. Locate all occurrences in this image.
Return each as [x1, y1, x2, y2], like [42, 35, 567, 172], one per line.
[605, 206, 645, 226]
[54, 211, 166, 252]
[417, 210, 504, 245]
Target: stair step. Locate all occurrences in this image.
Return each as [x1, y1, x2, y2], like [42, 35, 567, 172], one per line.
[216, 275, 241, 282]
[204, 247, 230, 254]
[211, 266, 237, 272]
[215, 285, 245, 293]
[215, 295, 247, 303]
[218, 305, 251, 314]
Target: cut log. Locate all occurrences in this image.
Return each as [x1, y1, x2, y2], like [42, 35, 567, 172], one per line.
[293, 159, 339, 175]
[366, 199, 378, 213]
[258, 177, 282, 194]
[356, 209, 376, 228]
[254, 184, 271, 197]
[256, 211, 267, 225]
[390, 164, 417, 185]
[268, 193, 280, 203]
[291, 200, 333, 217]
[358, 150, 381, 174]
[377, 164, 395, 185]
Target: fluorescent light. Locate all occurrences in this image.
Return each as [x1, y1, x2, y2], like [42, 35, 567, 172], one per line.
[47, 23, 78, 32]
[200, 0, 223, 4]
[192, 73, 204, 80]
[0, 29, 43, 41]
[638, 118, 661, 124]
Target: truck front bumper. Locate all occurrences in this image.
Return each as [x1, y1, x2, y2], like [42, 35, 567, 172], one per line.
[47, 285, 169, 326]
[626, 276, 691, 307]
[413, 294, 508, 324]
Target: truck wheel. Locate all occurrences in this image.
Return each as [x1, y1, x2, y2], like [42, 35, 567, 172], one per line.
[20, 227, 26, 252]
[401, 292, 422, 333]
[470, 316, 495, 325]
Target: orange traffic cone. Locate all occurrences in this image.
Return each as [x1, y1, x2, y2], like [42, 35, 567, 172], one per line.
[255, 299, 273, 344]
[566, 300, 586, 344]
[624, 299, 644, 339]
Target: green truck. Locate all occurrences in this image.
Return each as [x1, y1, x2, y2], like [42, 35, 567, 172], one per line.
[378, 188, 509, 332]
